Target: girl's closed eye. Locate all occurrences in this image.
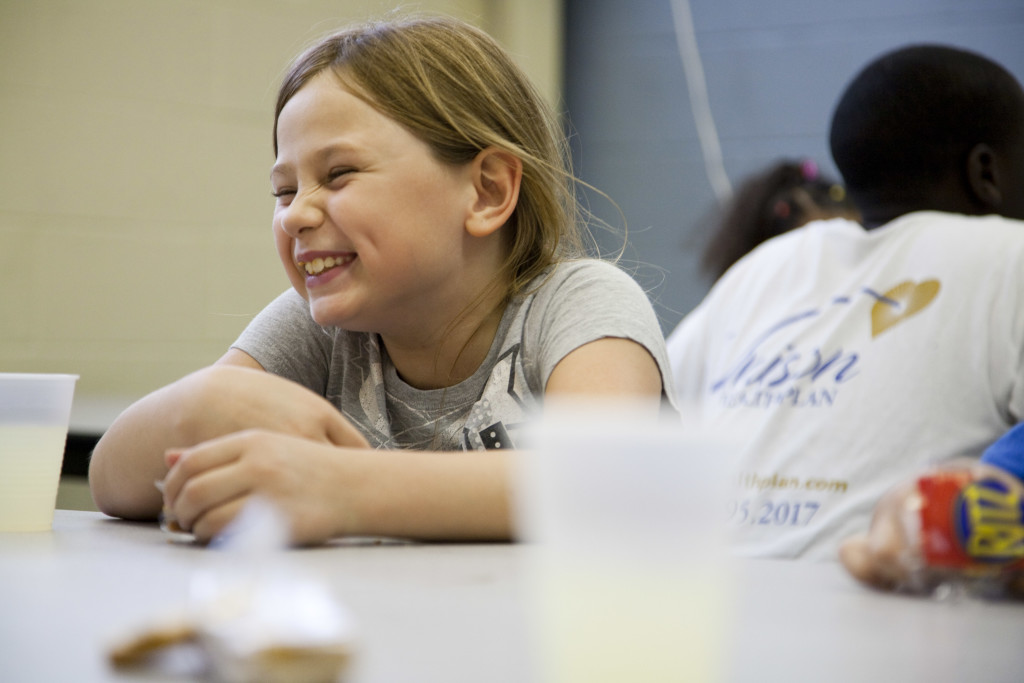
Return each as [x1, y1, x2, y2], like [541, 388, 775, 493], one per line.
[271, 187, 296, 205]
[325, 167, 355, 186]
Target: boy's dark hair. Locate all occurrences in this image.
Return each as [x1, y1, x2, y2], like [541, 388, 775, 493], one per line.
[829, 45, 1024, 203]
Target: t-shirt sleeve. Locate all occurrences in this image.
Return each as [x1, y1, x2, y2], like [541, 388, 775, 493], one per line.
[665, 302, 710, 410]
[523, 260, 676, 404]
[230, 289, 332, 396]
[980, 422, 1024, 481]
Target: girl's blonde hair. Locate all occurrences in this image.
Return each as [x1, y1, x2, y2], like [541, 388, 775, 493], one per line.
[273, 14, 589, 298]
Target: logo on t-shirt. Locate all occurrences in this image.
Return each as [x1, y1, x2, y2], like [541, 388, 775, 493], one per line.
[710, 278, 941, 409]
[871, 279, 940, 337]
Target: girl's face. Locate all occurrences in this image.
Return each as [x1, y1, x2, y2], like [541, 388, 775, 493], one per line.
[271, 72, 486, 338]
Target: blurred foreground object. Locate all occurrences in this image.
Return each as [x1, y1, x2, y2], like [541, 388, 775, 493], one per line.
[517, 400, 736, 682]
[108, 499, 356, 681]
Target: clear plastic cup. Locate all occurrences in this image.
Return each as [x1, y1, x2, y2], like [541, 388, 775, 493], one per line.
[517, 400, 736, 683]
[0, 373, 79, 532]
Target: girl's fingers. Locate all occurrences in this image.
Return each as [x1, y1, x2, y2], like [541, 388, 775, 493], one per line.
[161, 432, 252, 507]
[164, 433, 262, 530]
[325, 415, 371, 449]
[164, 450, 183, 468]
[189, 495, 250, 544]
[171, 454, 253, 532]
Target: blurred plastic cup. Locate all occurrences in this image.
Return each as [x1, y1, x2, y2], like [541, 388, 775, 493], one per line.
[0, 373, 79, 532]
[517, 399, 735, 683]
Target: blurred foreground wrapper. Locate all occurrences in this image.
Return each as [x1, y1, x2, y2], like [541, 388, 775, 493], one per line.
[109, 498, 357, 682]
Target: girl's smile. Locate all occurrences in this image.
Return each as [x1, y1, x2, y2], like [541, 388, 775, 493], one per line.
[296, 251, 357, 287]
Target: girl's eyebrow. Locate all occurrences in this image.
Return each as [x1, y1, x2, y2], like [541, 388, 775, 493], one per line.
[271, 142, 361, 180]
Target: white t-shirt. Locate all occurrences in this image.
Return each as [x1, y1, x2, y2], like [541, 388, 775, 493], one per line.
[234, 259, 675, 451]
[667, 212, 1024, 560]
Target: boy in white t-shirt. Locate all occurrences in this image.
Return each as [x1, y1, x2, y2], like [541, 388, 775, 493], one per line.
[667, 45, 1024, 571]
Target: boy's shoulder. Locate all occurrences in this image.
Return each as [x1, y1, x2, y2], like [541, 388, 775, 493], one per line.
[724, 211, 1024, 280]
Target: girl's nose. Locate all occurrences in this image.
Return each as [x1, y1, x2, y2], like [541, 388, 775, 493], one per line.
[278, 187, 325, 237]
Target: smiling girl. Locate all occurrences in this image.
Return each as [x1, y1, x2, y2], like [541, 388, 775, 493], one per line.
[89, 15, 675, 545]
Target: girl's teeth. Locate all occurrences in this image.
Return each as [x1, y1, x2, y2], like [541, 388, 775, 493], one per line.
[300, 255, 347, 275]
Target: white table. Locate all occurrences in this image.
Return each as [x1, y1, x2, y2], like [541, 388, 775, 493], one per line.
[1, 511, 1022, 682]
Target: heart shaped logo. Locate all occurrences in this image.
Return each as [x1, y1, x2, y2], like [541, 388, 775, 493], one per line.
[871, 279, 941, 338]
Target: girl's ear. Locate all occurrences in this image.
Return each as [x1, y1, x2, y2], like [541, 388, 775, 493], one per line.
[966, 143, 1003, 209]
[465, 147, 522, 238]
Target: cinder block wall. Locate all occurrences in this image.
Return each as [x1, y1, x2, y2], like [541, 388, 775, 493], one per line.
[0, 0, 562, 406]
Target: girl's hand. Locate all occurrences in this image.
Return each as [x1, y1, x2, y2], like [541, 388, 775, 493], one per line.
[90, 354, 370, 521]
[162, 430, 362, 545]
[178, 364, 369, 450]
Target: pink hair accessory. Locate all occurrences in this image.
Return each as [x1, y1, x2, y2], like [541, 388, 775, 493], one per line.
[800, 159, 819, 181]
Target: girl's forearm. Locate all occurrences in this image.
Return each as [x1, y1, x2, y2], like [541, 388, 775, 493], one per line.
[88, 375, 209, 520]
[333, 448, 515, 541]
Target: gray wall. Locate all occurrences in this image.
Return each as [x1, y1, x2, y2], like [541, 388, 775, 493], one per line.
[563, 0, 1024, 334]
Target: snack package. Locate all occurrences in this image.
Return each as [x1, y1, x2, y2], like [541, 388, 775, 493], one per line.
[905, 468, 1024, 597]
[109, 498, 357, 682]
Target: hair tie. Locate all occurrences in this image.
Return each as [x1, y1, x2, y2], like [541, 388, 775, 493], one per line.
[800, 159, 819, 181]
[773, 200, 791, 219]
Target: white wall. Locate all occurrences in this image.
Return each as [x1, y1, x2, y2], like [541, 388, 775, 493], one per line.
[0, 0, 562, 409]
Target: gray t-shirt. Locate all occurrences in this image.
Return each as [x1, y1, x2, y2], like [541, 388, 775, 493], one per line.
[233, 259, 675, 451]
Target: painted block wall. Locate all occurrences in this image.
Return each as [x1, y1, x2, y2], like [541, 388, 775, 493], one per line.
[0, 0, 561, 414]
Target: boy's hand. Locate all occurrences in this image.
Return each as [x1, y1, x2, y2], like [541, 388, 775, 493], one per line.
[839, 478, 918, 591]
[840, 460, 1024, 595]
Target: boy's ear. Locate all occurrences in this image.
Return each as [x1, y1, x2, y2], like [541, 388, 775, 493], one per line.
[966, 143, 1003, 209]
[465, 147, 522, 238]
